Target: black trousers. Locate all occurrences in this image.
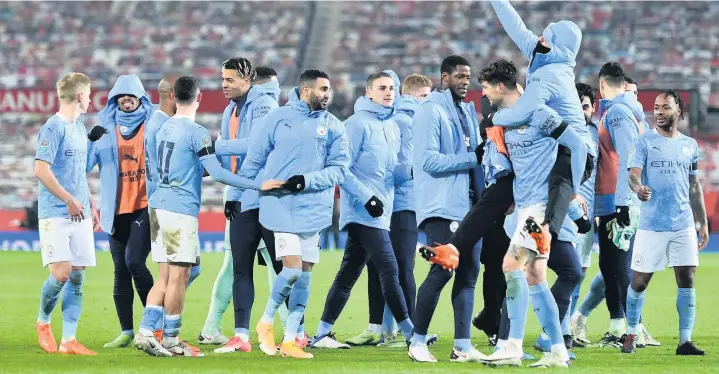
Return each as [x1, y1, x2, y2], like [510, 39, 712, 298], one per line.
[449, 174, 515, 254]
[320, 224, 409, 326]
[545, 145, 595, 239]
[477, 217, 510, 335]
[367, 210, 418, 323]
[229, 207, 283, 330]
[109, 208, 154, 331]
[598, 214, 629, 319]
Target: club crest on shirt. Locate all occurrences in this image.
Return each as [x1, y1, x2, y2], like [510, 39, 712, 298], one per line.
[682, 147, 691, 157]
[317, 125, 328, 136]
[517, 125, 528, 135]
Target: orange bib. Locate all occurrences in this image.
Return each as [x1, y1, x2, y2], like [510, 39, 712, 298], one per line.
[116, 125, 148, 214]
[595, 111, 644, 195]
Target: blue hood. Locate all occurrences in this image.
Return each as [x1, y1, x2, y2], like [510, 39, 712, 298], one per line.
[531, 20, 582, 70]
[597, 91, 646, 124]
[98, 74, 153, 128]
[383, 69, 402, 105]
[353, 96, 394, 120]
[394, 94, 420, 117]
[286, 87, 300, 104]
[260, 79, 281, 102]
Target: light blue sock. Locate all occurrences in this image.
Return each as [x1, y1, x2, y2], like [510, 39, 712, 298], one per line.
[316, 320, 333, 338]
[234, 327, 250, 337]
[187, 265, 201, 288]
[284, 271, 311, 342]
[410, 333, 427, 346]
[297, 322, 305, 337]
[454, 338, 472, 353]
[626, 286, 645, 334]
[163, 314, 182, 338]
[529, 282, 563, 346]
[261, 267, 301, 324]
[381, 303, 396, 335]
[154, 307, 165, 331]
[139, 305, 163, 336]
[505, 270, 529, 340]
[578, 272, 605, 317]
[561, 302, 571, 336]
[570, 271, 585, 317]
[121, 329, 134, 337]
[677, 288, 696, 344]
[39, 275, 65, 323]
[61, 270, 84, 340]
[398, 318, 414, 340]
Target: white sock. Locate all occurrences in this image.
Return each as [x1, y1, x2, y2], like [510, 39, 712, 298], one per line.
[260, 314, 274, 325]
[61, 336, 75, 344]
[572, 311, 587, 324]
[609, 318, 626, 336]
[496, 339, 508, 349]
[551, 343, 568, 357]
[368, 324, 381, 335]
[234, 332, 250, 342]
[508, 338, 523, 350]
[162, 336, 179, 348]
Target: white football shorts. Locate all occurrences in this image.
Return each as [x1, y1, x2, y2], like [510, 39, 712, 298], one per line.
[150, 208, 200, 264]
[631, 227, 699, 273]
[39, 217, 96, 267]
[274, 232, 320, 264]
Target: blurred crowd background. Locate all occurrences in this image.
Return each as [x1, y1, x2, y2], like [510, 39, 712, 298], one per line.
[2, 1, 719, 229]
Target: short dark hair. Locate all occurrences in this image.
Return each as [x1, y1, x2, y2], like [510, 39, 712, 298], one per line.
[441, 55, 471, 76]
[174, 76, 199, 105]
[222, 57, 256, 80]
[479, 60, 518, 89]
[299, 69, 330, 88]
[624, 76, 636, 85]
[254, 66, 277, 81]
[598, 62, 625, 88]
[576, 82, 595, 106]
[660, 90, 685, 119]
[366, 72, 392, 88]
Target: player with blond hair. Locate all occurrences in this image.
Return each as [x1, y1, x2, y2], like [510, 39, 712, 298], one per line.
[35, 72, 99, 356]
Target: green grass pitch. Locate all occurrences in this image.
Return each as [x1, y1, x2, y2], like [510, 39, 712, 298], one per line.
[1, 251, 718, 373]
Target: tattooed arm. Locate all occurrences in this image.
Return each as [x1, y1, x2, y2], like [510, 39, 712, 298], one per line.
[689, 174, 709, 250]
[629, 167, 651, 202]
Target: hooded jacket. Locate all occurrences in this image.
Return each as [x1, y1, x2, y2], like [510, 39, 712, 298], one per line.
[412, 89, 481, 226]
[595, 92, 648, 216]
[490, 0, 594, 156]
[217, 85, 279, 204]
[239, 97, 350, 233]
[339, 96, 403, 230]
[383, 70, 417, 213]
[86, 74, 154, 234]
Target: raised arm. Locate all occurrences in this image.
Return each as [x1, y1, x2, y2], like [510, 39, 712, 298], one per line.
[490, 0, 539, 60]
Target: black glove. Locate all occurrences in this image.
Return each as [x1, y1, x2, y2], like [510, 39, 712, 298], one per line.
[574, 215, 592, 234]
[88, 126, 107, 141]
[283, 175, 306, 192]
[615, 206, 630, 228]
[364, 196, 384, 218]
[474, 143, 485, 164]
[224, 201, 240, 221]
